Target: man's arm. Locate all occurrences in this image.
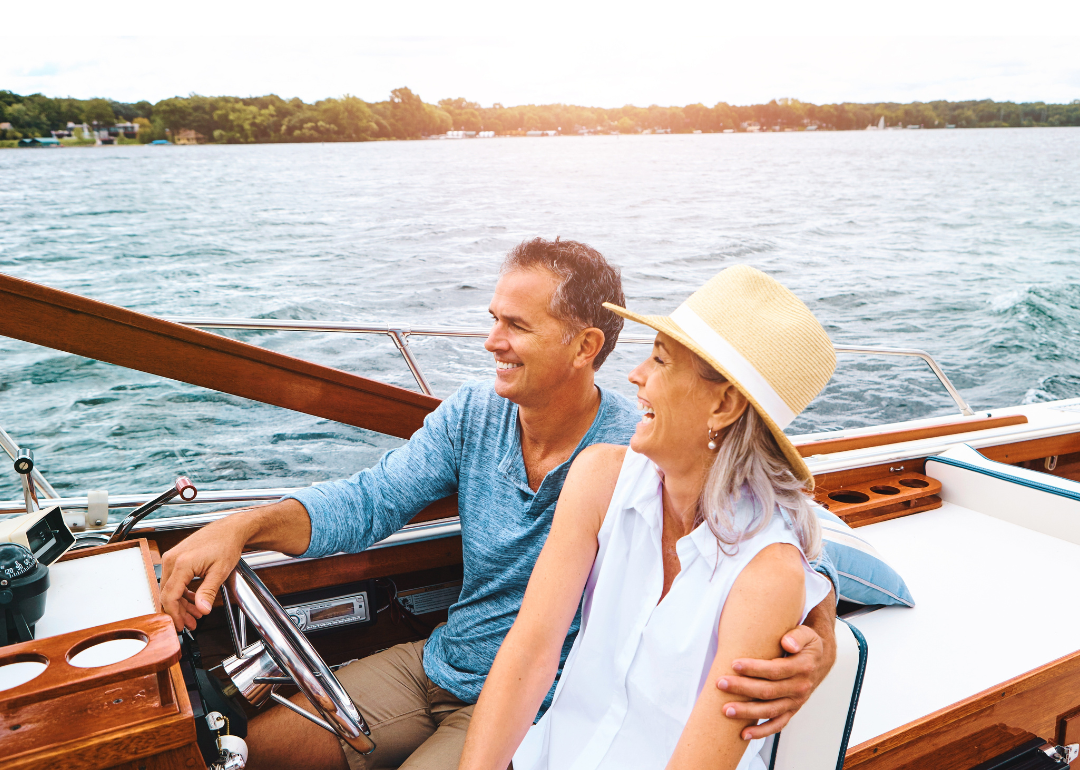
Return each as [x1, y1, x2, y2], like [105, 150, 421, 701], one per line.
[159, 385, 471, 631]
[160, 498, 313, 630]
[715, 587, 837, 740]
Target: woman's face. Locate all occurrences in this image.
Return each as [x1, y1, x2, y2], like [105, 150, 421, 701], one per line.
[628, 333, 735, 473]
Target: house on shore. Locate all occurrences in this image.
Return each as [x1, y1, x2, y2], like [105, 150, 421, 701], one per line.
[175, 129, 207, 145]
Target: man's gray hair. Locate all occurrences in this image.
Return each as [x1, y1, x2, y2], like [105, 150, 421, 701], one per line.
[501, 237, 625, 370]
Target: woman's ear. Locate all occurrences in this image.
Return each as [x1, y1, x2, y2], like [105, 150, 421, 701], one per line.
[708, 382, 750, 432]
[573, 328, 606, 370]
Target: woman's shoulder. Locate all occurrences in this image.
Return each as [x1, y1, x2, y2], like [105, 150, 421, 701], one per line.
[567, 444, 629, 494]
[574, 442, 628, 469]
[723, 542, 807, 631]
[743, 541, 806, 582]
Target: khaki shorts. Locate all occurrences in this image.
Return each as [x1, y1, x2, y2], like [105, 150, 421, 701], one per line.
[336, 638, 494, 770]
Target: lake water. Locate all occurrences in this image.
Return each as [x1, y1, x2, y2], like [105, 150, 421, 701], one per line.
[2, 128, 1079, 505]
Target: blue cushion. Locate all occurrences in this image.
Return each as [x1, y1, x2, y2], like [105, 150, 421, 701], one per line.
[815, 506, 915, 607]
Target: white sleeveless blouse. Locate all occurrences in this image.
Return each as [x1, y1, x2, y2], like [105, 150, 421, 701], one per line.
[514, 448, 831, 770]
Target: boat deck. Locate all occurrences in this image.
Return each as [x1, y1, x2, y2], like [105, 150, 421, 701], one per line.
[848, 500, 1080, 747]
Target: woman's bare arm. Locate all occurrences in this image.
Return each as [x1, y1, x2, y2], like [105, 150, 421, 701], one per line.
[459, 444, 626, 770]
[666, 543, 806, 770]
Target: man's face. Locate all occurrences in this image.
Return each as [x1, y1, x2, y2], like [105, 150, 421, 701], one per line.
[485, 268, 579, 406]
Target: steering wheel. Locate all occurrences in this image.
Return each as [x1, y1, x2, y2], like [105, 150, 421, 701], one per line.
[219, 561, 376, 755]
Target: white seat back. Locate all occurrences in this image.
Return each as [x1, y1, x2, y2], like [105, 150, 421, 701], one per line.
[769, 618, 867, 770]
[928, 443, 1080, 545]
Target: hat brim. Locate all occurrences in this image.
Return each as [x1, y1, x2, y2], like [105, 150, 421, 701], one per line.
[604, 302, 814, 489]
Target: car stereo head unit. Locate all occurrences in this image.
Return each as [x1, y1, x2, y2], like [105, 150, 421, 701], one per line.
[282, 582, 378, 634]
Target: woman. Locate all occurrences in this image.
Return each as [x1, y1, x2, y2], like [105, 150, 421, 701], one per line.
[458, 265, 836, 770]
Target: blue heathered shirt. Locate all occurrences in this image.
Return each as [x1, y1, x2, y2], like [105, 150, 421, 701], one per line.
[288, 380, 640, 712]
[287, 379, 839, 713]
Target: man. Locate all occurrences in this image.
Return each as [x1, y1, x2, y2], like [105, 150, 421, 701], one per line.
[160, 238, 837, 770]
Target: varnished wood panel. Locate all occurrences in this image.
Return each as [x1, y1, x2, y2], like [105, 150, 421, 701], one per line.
[813, 473, 941, 521]
[796, 415, 1028, 457]
[1019, 451, 1080, 484]
[888, 724, 1037, 770]
[1057, 704, 1080, 746]
[838, 496, 943, 528]
[4, 664, 197, 770]
[0, 614, 180, 709]
[813, 460, 929, 492]
[253, 535, 463, 597]
[111, 742, 205, 770]
[980, 433, 1080, 466]
[0, 271, 439, 440]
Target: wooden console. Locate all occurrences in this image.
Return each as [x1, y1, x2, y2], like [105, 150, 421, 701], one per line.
[0, 540, 202, 770]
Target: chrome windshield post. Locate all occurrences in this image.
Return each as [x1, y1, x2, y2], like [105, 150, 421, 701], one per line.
[833, 345, 975, 416]
[388, 330, 433, 395]
[0, 425, 59, 503]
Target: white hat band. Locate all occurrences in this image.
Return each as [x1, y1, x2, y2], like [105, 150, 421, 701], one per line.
[671, 304, 797, 429]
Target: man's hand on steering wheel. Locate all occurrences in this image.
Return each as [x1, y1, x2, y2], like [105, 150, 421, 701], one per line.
[160, 516, 249, 631]
[159, 499, 313, 631]
[715, 597, 838, 740]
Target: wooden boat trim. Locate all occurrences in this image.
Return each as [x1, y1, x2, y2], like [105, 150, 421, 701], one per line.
[253, 535, 464, 597]
[795, 415, 1028, 457]
[0, 272, 439, 440]
[806, 417, 1080, 476]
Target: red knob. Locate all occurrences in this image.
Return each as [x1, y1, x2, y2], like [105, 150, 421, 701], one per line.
[176, 477, 197, 502]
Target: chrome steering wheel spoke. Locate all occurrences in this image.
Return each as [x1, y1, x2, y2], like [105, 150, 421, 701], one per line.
[219, 563, 375, 755]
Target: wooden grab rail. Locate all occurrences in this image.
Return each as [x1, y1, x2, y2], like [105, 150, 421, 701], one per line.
[796, 414, 1028, 457]
[0, 272, 440, 439]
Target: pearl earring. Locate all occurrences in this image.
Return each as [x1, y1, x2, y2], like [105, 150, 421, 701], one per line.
[707, 428, 721, 451]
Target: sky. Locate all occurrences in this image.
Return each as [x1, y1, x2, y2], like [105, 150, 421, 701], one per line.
[3, 0, 1079, 108]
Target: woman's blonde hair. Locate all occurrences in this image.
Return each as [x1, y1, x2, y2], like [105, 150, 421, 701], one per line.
[693, 355, 822, 561]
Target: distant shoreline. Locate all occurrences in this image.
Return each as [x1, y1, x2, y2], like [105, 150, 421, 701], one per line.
[5, 123, 1079, 152]
[3, 88, 1078, 147]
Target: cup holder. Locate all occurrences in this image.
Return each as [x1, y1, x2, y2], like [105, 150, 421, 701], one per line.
[68, 631, 149, 669]
[828, 490, 870, 504]
[0, 653, 48, 691]
[899, 478, 930, 488]
[870, 485, 900, 495]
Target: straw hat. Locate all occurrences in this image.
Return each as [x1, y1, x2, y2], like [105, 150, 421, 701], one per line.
[604, 265, 835, 487]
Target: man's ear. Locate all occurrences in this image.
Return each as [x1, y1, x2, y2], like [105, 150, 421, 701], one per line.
[708, 382, 750, 432]
[572, 328, 606, 370]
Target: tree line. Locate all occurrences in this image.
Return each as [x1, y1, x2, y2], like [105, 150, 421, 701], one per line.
[2, 87, 1079, 144]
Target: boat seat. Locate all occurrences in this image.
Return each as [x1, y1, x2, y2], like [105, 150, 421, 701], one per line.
[927, 442, 1080, 546]
[768, 618, 867, 770]
[843, 446, 1080, 748]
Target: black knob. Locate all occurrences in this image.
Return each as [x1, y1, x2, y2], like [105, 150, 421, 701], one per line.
[13, 448, 34, 475]
[0, 543, 37, 581]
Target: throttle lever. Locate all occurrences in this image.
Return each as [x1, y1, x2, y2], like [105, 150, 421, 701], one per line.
[13, 448, 39, 514]
[109, 477, 197, 544]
